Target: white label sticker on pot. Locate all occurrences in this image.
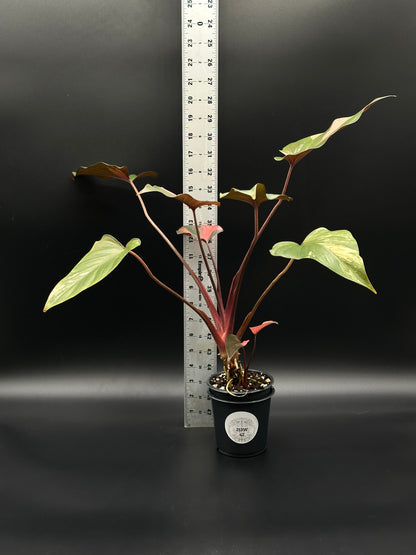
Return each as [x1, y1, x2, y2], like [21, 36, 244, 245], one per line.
[224, 411, 259, 444]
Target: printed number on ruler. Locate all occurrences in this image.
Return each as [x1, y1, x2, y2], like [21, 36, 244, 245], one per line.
[182, 0, 218, 427]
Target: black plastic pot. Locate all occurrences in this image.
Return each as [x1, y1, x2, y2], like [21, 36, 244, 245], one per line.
[208, 371, 275, 457]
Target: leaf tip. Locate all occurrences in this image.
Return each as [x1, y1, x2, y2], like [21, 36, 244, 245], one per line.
[249, 320, 278, 336]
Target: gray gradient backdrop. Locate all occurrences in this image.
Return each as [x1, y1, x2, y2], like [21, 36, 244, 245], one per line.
[1, 1, 416, 554]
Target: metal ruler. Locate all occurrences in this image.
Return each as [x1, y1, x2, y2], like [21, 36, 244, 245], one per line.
[182, 0, 218, 427]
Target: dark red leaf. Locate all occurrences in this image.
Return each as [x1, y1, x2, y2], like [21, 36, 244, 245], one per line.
[174, 194, 220, 210]
[72, 162, 131, 183]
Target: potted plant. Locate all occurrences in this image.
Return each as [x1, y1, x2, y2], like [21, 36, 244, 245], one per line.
[44, 95, 395, 456]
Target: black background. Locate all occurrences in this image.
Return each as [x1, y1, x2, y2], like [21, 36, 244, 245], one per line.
[1, 1, 415, 554]
[2, 0, 414, 373]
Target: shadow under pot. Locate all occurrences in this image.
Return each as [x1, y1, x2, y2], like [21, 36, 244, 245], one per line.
[208, 370, 275, 457]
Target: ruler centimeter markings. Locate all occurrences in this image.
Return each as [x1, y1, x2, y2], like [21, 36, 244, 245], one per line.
[182, 0, 218, 427]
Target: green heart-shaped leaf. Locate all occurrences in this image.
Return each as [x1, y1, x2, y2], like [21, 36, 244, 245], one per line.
[275, 95, 396, 166]
[138, 184, 176, 197]
[270, 227, 376, 293]
[220, 183, 292, 206]
[44, 234, 141, 311]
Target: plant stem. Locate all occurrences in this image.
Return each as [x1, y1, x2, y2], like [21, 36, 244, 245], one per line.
[129, 179, 222, 331]
[254, 204, 259, 236]
[129, 250, 220, 343]
[241, 347, 249, 386]
[206, 240, 223, 309]
[224, 163, 294, 333]
[257, 163, 293, 237]
[192, 209, 225, 320]
[237, 258, 294, 338]
[245, 335, 257, 373]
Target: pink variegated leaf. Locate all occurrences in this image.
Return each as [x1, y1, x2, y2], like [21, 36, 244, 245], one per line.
[176, 226, 194, 238]
[249, 320, 278, 336]
[198, 224, 223, 243]
[176, 224, 223, 243]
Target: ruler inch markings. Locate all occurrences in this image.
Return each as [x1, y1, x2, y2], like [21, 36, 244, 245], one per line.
[182, 0, 218, 428]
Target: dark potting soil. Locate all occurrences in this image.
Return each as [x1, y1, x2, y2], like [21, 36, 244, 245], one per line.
[209, 370, 272, 393]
